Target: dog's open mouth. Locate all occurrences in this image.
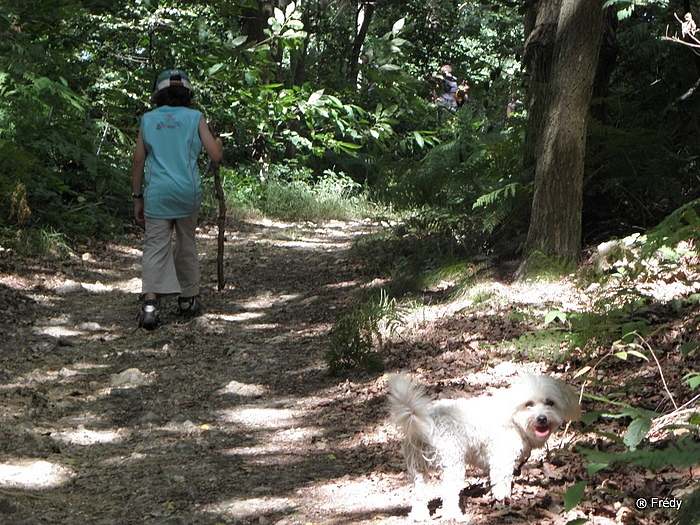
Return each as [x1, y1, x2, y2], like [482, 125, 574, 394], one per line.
[535, 423, 551, 437]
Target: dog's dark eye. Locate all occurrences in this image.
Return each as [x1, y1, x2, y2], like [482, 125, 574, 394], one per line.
[525, 401, 534, 408]
[545, 398, 555, 406]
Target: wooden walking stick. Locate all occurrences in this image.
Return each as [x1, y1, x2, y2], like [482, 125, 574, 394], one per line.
[208, 124, 227, 291]
[213, 158, 226, 291]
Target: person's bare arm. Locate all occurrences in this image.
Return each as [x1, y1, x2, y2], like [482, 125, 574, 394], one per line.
[199, 116, 223, 163]
[131, 130, 147, 223]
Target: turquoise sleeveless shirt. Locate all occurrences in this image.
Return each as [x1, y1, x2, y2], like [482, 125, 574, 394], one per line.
[140, 106, 203, 219]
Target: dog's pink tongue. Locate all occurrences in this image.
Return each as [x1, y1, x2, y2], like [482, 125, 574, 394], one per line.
[535, 425, 551, 437]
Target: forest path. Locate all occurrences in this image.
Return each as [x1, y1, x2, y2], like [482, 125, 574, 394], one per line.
[0, 219, 410, 524]
[0, 219, 679, 525]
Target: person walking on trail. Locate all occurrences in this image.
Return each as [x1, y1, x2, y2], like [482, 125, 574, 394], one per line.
[436, 64, 459, 110]
[131, 69, 223, 330]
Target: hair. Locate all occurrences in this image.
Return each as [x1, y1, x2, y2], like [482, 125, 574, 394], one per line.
[151, 86, 193, 107]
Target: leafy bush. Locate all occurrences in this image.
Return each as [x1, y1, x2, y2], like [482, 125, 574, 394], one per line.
[324, 290, 404, 376]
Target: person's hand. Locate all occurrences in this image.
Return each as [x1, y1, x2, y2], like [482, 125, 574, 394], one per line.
[134, 199, 145, 223]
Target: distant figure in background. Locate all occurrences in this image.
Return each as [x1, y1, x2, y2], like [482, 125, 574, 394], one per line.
[506, 93, 524, 119]
[435, 64, 459, 110]
[455, 79, 470, 108]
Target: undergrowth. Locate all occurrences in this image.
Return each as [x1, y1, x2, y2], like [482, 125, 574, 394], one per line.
[324, 290, 405, 376]
[203, 165, 379, 222]
[334, 198, 700, 522]
[0, 227, 73, 258]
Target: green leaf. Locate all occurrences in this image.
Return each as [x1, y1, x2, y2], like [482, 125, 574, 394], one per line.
[413, 131, 425, 148]
[307, 89, 324, 105]
[580, 410, 604, 426]
[681, 342, 700, 357]
[587, 463, 608, 476]
[207, 63, 225, 75]
[564, 481, 587, 512]
[623, 416, 652, 450]
[683, 372, 700, 390]
[274, 7, 285, 25]
[545, 310, 566, 325]
[626, 349, 648, 361]
[285, 1, 296, 18]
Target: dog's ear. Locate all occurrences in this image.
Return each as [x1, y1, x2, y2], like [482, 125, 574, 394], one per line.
[558, 381, 582, 421]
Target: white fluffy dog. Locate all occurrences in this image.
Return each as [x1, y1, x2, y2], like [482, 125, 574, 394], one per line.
[387, 373, 581, 521]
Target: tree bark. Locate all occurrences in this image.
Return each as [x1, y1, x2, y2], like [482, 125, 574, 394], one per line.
[524, 0, 604, 262]
[348, 1, 375, 85]
[523, 0, 562, 171]
[241, 2, 275, 44]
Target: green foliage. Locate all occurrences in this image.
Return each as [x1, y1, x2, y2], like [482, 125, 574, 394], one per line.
[203, 165, 377, 222]
[325, 290, 404, 376]
[671, 484, 700, 525]
[511, 292, 668, 364]
[3, 228, 73, 258]
[1, 0, 699, 273]
[564, 481, 588, 513]
[684, 372, 700, 391]
[578, 435, 700, 472]
[325, 313, 385, 376]
[583, 1, 700, 238]
[641, 199, 700, 257]
[513, 327, 572, 363]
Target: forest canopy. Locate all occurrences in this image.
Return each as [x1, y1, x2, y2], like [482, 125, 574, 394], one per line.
[1, 0, 699, 264]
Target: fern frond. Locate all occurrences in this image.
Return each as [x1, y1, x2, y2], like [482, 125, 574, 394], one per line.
[472, 181, 520, 210]
[671, 483, 700, 525]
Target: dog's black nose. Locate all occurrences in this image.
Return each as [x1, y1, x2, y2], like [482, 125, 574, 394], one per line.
[537, 415, 548, 424]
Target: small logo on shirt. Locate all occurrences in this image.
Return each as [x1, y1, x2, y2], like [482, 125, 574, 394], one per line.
[156, 114, 182, 130]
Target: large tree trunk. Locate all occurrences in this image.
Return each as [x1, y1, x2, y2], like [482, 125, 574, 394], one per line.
[523, 0, 604, 263]
[522, 0, 562, 171]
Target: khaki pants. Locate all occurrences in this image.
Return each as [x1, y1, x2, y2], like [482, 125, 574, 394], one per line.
[141, 212, 199, 297]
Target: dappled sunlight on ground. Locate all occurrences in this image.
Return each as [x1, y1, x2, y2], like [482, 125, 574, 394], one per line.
[51, 426, 126, 446]
[0, 219, 690, 524]
[0, 460, 75, 489]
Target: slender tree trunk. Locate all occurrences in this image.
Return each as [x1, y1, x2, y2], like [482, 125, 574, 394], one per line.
[289, 8, 310, 87]
[524, 0, 604, 263]
[241, 2, 274, 44]
[348, 1, 375, 85]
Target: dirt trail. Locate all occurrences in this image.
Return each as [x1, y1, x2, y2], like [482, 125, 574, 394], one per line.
[0, 219, 411, 525]
[0, 219, 687, 525]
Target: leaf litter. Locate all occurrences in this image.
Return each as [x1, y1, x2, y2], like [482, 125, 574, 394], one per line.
[0, 218, 696, 524]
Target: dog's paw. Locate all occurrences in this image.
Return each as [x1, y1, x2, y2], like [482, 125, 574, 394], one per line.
[490, 482, 512, 501]
[407, 506, 431, 522]
[440, 507, 470, 523]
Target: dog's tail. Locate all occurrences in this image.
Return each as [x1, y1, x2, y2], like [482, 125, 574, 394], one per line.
[387, 373, 434, 474]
